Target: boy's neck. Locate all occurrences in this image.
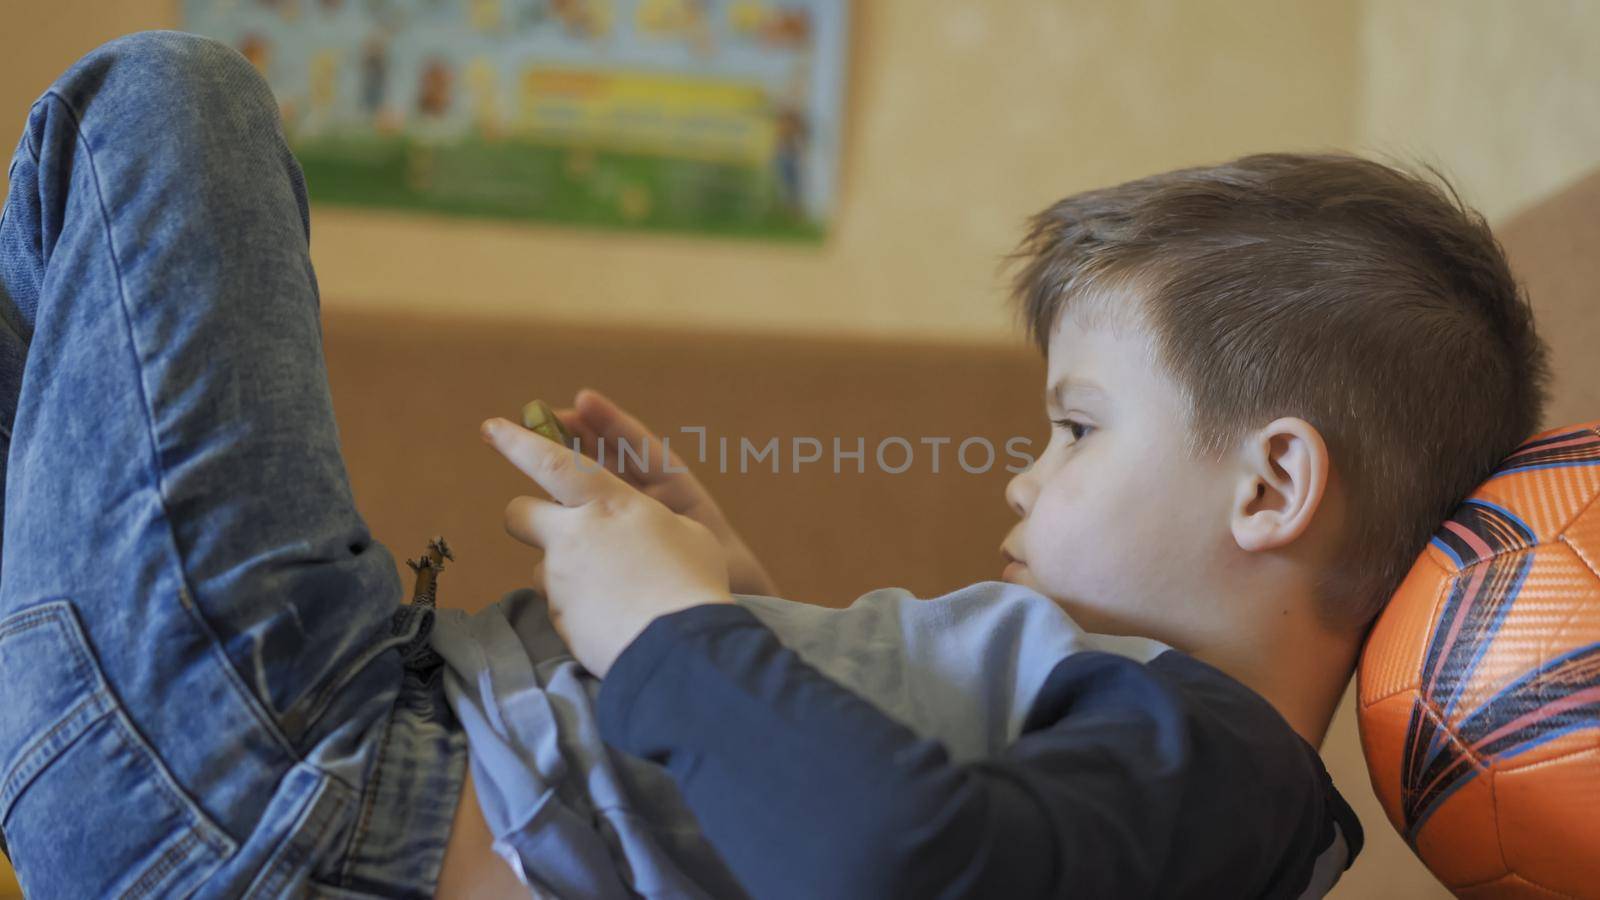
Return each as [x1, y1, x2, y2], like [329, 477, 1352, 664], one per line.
[1188, 611, 1362, 749]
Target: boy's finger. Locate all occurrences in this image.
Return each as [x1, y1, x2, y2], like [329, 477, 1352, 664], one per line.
[558, 404, 667, 489]
[483, 418, 617, 506]
[574, 388, 687, 482]
[504, 494, 564, 548]
[574, 388, 654, 448]
[553, 407, 602, 457]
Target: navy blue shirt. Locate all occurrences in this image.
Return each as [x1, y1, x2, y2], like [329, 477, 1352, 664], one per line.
[597, 603, 1363, 899]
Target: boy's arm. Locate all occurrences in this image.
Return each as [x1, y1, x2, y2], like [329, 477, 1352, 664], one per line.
[597, 604, 1360, 900]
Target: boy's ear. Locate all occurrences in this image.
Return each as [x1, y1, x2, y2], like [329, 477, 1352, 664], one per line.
[1229, 417, 1331, 553]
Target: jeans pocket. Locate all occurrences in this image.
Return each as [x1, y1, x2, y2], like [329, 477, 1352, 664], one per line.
[0, 600, 236, 899]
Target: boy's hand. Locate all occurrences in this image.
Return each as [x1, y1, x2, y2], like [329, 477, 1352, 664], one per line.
[481, 415, 734, 677]
[550, 389, 781, 597]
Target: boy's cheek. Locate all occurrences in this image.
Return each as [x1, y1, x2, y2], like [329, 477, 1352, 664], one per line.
[1017, 536, 1080, 600]
[1020, 567, 1060, 601]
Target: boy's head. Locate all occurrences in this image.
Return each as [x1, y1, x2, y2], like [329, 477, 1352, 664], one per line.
[1000, 153, 1549, 650]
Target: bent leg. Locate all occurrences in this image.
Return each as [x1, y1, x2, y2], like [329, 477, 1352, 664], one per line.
[0, 32, 460, 898]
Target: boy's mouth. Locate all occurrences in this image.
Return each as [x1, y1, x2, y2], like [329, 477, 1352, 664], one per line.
[1000, 546, 1026, 581]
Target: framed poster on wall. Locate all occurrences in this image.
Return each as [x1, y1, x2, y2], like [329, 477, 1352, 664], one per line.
[183, 0, 848, 241]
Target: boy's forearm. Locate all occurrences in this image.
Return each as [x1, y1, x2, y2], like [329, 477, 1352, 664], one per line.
[595, 604, 1057, 900]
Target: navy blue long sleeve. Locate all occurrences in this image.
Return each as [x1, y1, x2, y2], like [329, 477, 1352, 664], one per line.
[596, 603, 1363, 899]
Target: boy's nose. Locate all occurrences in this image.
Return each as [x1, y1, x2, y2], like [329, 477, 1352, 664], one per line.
[1005, 470, 1034, 517]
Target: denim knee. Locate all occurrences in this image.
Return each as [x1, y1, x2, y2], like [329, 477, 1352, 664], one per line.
[21, 27, 310, 260]
[43, 30, 280, 148]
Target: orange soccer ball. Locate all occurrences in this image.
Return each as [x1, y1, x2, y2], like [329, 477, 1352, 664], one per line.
[1359, 421, 1600, 898]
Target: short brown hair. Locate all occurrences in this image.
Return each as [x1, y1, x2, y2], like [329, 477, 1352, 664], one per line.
[1009, 153, 1550, 629]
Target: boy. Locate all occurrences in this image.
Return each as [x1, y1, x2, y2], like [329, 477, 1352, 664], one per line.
[0, 32, 1546, 900]
[462, 154, 1545, 894]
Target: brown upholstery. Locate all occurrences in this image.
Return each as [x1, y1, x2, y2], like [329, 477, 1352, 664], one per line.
[321, 312, 1045, 613]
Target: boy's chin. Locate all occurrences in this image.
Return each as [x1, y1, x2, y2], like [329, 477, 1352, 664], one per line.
[1002, 575, 1104, 630]
[1001, 563, 1055, 599]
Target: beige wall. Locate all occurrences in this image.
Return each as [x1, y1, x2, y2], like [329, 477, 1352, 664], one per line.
[1360, 0, 1600, 223]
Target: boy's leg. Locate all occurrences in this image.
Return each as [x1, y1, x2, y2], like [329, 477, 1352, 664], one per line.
[0, 32, 462, 898]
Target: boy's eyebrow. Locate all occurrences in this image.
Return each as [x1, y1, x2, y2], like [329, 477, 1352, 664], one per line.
[1046, 376, 1109, 408]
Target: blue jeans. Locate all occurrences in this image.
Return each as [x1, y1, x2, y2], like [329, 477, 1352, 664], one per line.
[0, 32, 465, 898]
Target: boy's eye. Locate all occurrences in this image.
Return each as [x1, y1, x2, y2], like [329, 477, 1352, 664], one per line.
[1051, 418, 1092, 443]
